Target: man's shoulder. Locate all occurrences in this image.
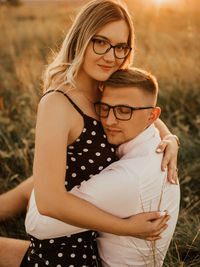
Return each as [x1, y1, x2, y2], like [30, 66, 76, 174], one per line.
[121, 141, 164, 177]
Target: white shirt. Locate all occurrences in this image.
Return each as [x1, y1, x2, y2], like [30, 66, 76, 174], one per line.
[25, 124, 180, 266]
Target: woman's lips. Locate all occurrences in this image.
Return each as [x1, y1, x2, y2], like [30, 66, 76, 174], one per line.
[98, 64, 113, 71]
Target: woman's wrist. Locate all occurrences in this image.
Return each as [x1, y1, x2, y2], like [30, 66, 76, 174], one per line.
[163, 134, 180, 148]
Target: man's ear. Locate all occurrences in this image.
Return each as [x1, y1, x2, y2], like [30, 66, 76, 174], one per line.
[148, 107, 161, 124]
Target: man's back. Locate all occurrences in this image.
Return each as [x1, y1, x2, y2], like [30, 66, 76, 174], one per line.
[97, 125, 180, 266]
[25, 125, 180, 266]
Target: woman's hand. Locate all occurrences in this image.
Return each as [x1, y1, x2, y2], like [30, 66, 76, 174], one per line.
[156, 136, 179, 185]
[126, 211, 170, 241]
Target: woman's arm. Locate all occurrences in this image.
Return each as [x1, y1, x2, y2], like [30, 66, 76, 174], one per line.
[33, 93, 169, 240]
[154, 118, 179, 184]
[0, 177, 33, 221]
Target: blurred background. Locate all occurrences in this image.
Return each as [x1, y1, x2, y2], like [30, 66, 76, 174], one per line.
[0, 0, 199, 266]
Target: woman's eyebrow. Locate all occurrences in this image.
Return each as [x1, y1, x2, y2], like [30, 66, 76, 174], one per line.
[93, 35, 128, 45]
[93, 35, 110, 41]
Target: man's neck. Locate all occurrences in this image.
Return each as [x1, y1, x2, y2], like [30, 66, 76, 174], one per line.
[116, 124, 157, 158]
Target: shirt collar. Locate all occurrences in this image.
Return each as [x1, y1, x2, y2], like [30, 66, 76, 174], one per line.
[116, 124, 158, 159]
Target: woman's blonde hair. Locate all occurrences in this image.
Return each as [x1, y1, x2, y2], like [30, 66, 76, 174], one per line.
[43, 0, 134, 92]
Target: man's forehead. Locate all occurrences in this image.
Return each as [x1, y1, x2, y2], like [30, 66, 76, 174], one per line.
[101, 86, 144, 102]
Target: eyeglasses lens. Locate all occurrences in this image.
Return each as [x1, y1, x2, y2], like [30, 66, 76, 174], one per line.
[93, 39, 130, 59]
[95, 103, 132, 121]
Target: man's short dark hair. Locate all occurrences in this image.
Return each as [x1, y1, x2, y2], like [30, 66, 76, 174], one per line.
[103, 68, 158, 97]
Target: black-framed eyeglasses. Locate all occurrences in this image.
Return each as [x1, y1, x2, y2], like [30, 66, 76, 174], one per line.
[91, 37, 132, 59]
[94, 102, 154, 121]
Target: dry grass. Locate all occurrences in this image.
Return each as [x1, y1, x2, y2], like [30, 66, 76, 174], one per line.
[0, 1, 199, 266]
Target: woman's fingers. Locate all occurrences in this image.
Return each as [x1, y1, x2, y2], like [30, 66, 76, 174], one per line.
[156, 138, 179, 184]
[145, 214, 170, 239]
[145, 212, 170, 237]
[152, 224, 168, 237]
[174, 169, 179, 185]
[146, 236, 162, 241]
[156, 140, 170, 171]
[145, 210, 168, 221]
[157, 214, 170, 226]
[167, 162, 179, 184]
[156, 141, 167, 154]
[153, 215, 170, 232]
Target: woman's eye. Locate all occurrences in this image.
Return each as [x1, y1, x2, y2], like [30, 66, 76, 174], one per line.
[116, 44, 128, 52]
[96, 39, 106, 46]
[116, 45, 124, 51]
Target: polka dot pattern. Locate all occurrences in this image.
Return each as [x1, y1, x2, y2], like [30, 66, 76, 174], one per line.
[65, 114, 116, 191]
[24, 231, 102, 266]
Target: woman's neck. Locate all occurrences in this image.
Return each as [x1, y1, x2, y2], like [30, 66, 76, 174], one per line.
[76, 69, 100, 102]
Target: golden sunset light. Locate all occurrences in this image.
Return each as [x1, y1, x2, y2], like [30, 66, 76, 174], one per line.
[154, 0, 169, 3]
[152, 0, 181, 5]
[0, 0, 199, 266]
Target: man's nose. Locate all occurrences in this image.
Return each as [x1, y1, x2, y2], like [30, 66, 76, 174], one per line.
[103, 48, 115, 62]
[105, 108, 117, 125]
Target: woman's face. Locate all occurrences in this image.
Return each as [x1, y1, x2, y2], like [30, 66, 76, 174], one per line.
[81, 20, 130, 82]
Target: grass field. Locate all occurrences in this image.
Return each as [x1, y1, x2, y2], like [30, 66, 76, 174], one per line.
[0, 0, 200, 266]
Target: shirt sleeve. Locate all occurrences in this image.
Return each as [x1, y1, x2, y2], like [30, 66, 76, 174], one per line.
[70, 163, 139, 218]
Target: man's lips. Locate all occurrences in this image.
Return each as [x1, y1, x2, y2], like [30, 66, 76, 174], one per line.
[105, 128, 121, 135]
[98, 64, 113, 71]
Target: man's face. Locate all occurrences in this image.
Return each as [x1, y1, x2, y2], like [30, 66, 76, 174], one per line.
[100, 86, 158, 146]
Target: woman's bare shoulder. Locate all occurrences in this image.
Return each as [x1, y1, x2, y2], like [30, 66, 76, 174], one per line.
[36, 90, 80, 132]
[38, 90, 77, 116]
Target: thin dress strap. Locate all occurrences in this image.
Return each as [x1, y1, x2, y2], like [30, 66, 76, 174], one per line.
[41, 89, 84, 116]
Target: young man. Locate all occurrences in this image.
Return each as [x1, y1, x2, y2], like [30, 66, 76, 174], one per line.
[25, 68, 180, 266]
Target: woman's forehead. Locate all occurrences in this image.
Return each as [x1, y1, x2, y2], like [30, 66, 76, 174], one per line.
[95, 20, 129, 44]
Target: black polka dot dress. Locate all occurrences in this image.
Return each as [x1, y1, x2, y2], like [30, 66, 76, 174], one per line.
[20, 90, 117, 267]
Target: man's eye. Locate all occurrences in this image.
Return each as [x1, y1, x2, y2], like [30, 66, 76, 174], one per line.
[117, 107, 131, 114]
[101, 106, 109, 111]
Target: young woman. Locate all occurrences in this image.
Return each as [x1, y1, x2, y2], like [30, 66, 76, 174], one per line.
[0, 0, 179, 266]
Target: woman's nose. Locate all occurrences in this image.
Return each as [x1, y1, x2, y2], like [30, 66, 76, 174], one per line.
[103, 48, 115, 62]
